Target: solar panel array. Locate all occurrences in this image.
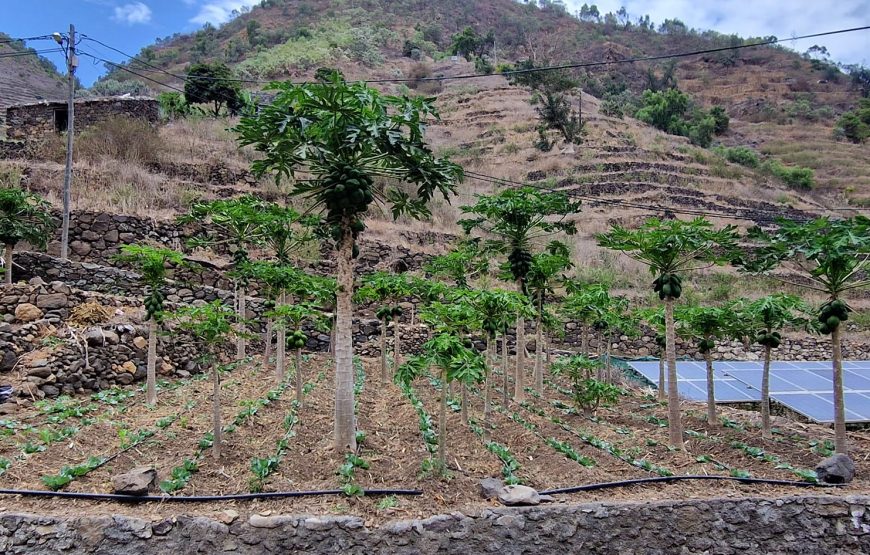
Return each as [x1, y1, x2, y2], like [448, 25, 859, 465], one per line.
[626, 359, 870, 424]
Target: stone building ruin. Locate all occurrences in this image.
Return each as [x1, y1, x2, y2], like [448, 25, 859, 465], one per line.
[4, 96, 159, 140]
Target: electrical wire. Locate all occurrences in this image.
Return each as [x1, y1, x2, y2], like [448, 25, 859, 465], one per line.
[539, 475, 839, 495]
[0, 48, 64, 59]
[0, 35, 54, 44]
[0, 487, 422, 503]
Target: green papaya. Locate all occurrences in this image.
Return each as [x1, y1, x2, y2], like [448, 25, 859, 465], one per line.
[826, 316, 840, 329]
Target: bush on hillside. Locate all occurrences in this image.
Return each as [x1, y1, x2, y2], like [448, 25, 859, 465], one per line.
[836, 99, 870, 143]
[90, 79, 151, 97]
[634, 88, 727, 147]
[157, 92, 192, 120]
[762, 159, 814, 190]
[714, 146, 760, 168]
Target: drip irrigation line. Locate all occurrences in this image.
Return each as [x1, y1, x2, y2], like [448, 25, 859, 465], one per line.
[0, 488, 422, 503]
[539, 474, 839, 495]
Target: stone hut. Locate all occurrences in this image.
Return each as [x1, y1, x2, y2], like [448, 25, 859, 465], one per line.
[5, 96, 159, 140]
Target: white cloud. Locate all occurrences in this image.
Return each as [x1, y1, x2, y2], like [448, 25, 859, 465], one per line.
[190, 0, 258, 26]
[564, 0, 870, 65]
[112, 2, 153, 25]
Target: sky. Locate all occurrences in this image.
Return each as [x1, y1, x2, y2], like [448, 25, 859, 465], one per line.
[2, 0, 868, 86]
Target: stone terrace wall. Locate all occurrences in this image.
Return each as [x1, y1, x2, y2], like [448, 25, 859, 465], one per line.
[0, 495, 868, 554]
[6, 98, 158, 141]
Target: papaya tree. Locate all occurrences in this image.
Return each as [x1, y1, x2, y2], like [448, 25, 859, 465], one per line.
[356, 272, 413, 380]
[236, 75, 463, 452]
[174, 300, 237, 459]
[267, 302, 329, 404]
[739, 294, 811, 439]
[563, 283, 630, 381]
[675, 302, 744, 423]
[739, 216, 870, 453]
[597, 218, 738, 448]
[0, 187, 54, 287]
[460, 187, 581, 402]
[636, 307, 667, 401]
[396, 332, 485, 471]
[179, 196, 267, 360]
[115, 244, 184, 405]
[550, 355, 621, 416]
[562, 283, 610, 357]
[424, 239, 490, 289]
[526, 241, 572, 392]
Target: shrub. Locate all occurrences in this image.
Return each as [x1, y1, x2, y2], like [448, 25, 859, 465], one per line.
[763, 159, 814, 190]
[714, 146, 760, 168]
[90, 78, 150, 97]
[836, 99, 870, 143]
[75, 117, 161, 165]
[157, 92, 191, 120]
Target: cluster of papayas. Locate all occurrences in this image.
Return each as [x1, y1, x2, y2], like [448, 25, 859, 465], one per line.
[818, 299, 851, 335]
[652, 273, 682, 300]
[376, 306, 403, 323]
[697, 338, 716, 353]
[508, 248, 533, 279]
[756, 331, 781, 348]
[655, 334, 667, 349]
[322, 167, 374, 218]
[144, 289, 165, 321]
[592, 319, 608, 331]
[289, 330, 307, 350]
[231, 247, 249, 266]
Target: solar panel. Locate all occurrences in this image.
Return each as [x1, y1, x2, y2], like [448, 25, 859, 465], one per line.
[625, 359, 870, 423]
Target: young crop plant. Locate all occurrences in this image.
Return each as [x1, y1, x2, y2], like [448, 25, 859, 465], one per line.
[0, 187, 54, 286]
[115, 244, 184, 405]
[357, 272, 413, 380]
[236, 74, 463, 452]
[41, 456, 107, 491]
[267, 301, 329, 403]
[739, 216, 870, 453]
[460, 187, 581, 401]
[598, 217, 738, 448]
[550, 355, 621, 416]
[249, 397, 303, 493]
[398, 380, 440, 472]
[338, 453, 370, 497]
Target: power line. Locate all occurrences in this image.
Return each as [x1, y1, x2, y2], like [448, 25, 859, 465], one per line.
[0, 35, 54, 44]
[0, 48, 63, 59]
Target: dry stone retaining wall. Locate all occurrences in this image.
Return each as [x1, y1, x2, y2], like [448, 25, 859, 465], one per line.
[0, 495, 868, 554]
[5, 98, 158, 141]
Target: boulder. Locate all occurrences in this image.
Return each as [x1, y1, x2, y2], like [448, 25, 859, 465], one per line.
[815, 453, 856, 484]
[35, 294, 68, 310]
[14, 303, 43, 323]
[0, 350, 16, 372]
[498, 485, 541, 506]
[84, 329, 120, 346]
[112, 467, 157, 496]
[132, 336, 147, 350]
[479, 477, 504, 500]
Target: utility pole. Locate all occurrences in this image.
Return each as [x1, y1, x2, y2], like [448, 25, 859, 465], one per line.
[57, 25, 77, 260]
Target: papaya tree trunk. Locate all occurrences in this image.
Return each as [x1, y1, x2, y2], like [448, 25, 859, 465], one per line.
[534, 294, 544, 393]
[658, 350, 666, 402]
[832, 325, 848, 454]
[263, 318, 273, 366]
[3, 244, 12, 286]
[329, 313, 336, 357]
[439, 369, 448, 468]
[596, 331, 604, 381]
[461, 382, 468, 423]
[146, 317, 158, 405]
[704, 346, 716, 424]
[761, 344, 772, 439]
[276, 293, 286, 382]
[236, 282, 246, 360]
[484, 335, 492, 421]
[295, 347, 303, 406]
[334, 222, 357, 452]
[501, 336, 509, 408]
[581, 325, 589, 357]
[394, 319, 402, 370]
[664, 296, 683, 448]
[605, 331, 612, 384]
[379, 318, 388, 382]
[212, 361, 222, 459]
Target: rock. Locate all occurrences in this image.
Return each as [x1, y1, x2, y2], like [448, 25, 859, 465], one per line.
[121, 361, 137, 374]
[132, 336, 148, 350]
[112, 467, 157, 495]
[498, 485, 541, 506]
[479, 477, 504, 500]
[14, 303, 43, 323]
[35, 293, 68, 309]
[84, 329, 120, 346]
[216, 510, 239, 525]
[70, 240, 91, 256]
[815, 453, 856, 484]
[26, 366, 53, 379]
[0, 350, 16, 372]
[40, 384, 60, 398]
[28, 276, 46, 286]
[116, 373, 134, 385]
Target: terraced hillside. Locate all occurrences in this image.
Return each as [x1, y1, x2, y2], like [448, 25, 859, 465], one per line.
[0, 35, 66, 125]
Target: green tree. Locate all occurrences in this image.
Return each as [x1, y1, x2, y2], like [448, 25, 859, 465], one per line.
[597, 218, 738, 447]
[0, 188, 54, 287]
[235, 76, 462, 452]
[184, 62, 244, 117]
[510, 60, 583, 145]
[675, 303, 745, 423]
[460, 187, 581, 402]
[356, 272, 413, 381]
[174, 301, 237, 459]
[450, 27, 493, 60]
[740, 217, 870, 453]
[550, 355, 621, 416]
[424, 239, 489, 289]
[526, 242, 572, 392]
[267, 302, 329, 404]
[836, 98, 870, 144]
[114, 244, 184, 405]
[738, 294, 811, 439]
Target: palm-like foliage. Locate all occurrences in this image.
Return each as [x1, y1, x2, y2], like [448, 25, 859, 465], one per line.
[356, 271, 413, 380]
[740, 216, 870, 453]
[0, 187, 55, 286]
[424, 239, 490, 289]
[597, 217, 738, 448]
[267, 302, 329, 404]
[236, 76, 462, 452]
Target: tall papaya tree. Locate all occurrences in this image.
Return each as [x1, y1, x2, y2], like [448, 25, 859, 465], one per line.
[356, 271, 412, 381]
[460, 187, 580, 402]
[563, 282, 610, 357]
[267, 302, 329, 404]
[739, 294, 811, 439]
[115, 244, 183, 405]
[526, 241, 572, 392]
[179, 196, 267, 360]
[0, 187, 55, 287]
[739, 216, 870, 453]
[675, 302, 744, 423]
[597, 217, 738, 448]
[174, 301, 237, 459]
[235, 75, 463, 452]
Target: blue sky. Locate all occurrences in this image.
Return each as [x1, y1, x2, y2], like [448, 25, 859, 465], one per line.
[3, 1, 869, 87]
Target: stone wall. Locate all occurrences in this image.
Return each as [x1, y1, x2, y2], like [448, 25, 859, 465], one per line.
[0, 495, 867, 554]
[5, 97, 159, 141]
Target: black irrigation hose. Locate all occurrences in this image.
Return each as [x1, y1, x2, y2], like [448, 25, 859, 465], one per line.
[0, 488, 422, 503]
[540, 475, 841, 495]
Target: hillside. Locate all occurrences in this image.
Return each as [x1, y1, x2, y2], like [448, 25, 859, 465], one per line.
[0, 34, 66, 125]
